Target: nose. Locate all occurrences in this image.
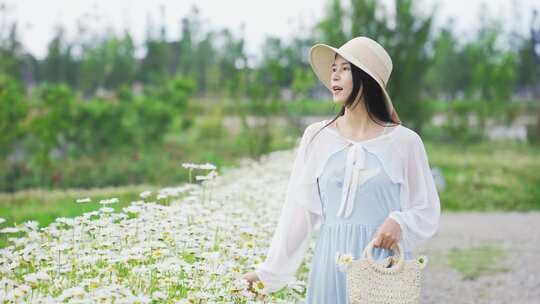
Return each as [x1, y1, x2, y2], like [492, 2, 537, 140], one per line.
[332, 71, 340, 81]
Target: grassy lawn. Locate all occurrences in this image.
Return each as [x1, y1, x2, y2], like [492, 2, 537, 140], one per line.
[0, 184, 161, 248]
[446, 245, 509, 280]
[427, 140, 540, 211]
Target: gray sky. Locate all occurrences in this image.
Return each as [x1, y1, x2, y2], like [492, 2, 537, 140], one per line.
[2, 0, 539, 61]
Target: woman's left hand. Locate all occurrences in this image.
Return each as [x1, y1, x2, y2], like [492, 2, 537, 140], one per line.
[372, 217, 401, 250]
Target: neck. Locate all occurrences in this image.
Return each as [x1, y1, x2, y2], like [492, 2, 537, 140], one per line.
[340, 96, 379, 134]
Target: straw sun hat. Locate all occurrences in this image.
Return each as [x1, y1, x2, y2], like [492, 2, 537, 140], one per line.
[309, 36, 401, 122]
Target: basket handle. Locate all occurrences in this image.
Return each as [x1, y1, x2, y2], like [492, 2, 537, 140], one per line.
[361, 238, 405, 273]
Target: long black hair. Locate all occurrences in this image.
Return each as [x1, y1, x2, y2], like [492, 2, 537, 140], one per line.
[308, 53, 401, 145]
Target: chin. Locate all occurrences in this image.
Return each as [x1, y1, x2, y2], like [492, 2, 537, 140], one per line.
[332, 97, 345, 106]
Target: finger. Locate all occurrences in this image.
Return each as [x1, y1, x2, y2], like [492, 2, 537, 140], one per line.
[381, 237, 390, 250]
[379, 233, 389, 250]
[386, 234, 396, 250]
[387, 240, 395, 252]
[373, 235, 381, 247]
[385, 237, 395, 251]
[391, 239, 399, 252]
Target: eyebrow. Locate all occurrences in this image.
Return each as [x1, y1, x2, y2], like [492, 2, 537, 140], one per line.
[331, 62, 350, 67]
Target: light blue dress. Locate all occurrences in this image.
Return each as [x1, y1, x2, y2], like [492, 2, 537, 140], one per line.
[305, 144, 413, 303]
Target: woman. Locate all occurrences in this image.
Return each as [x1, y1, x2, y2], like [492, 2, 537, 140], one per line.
[243, 36, 441, 303]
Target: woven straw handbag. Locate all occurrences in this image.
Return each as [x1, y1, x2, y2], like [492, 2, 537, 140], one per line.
[337, 239, 428, 304]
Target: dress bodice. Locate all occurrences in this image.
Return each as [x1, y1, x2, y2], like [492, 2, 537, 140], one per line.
[318, 146, 402, 226]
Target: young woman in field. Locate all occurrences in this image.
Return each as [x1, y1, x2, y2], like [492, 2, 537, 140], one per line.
[243, 36, 441, 303]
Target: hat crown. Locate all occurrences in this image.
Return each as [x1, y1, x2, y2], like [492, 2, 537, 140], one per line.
[338, 37, 392, 86]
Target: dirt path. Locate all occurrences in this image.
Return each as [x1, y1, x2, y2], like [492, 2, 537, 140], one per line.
[419, 212, 540, 304]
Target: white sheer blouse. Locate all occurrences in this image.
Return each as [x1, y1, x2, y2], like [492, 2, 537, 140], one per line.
[254, 119, 441, 294]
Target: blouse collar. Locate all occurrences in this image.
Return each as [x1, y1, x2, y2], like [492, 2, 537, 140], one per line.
[322, 119, 402, 145]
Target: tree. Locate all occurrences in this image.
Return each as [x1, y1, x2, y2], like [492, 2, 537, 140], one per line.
[41, 27, 78, 87]
[0, 74, 27, 158]
[218, 28, 248, 99]
[462, 18, 517, 132]
[515, 9, 540, 98]
[79, 33, 137, 95]
[314, 0, 347, 46]
[384, 0, 434, 133]
[425, 21, 465, 99]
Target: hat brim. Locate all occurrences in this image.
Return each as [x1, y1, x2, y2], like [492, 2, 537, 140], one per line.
[308, 43, 400, 122]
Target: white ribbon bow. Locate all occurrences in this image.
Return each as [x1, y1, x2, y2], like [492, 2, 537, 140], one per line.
[336, 143, 381, 218]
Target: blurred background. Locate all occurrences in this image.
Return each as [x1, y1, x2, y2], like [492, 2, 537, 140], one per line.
[1, 0, 539, 245]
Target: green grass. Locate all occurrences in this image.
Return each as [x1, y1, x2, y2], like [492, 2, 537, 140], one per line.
[446, 245, 509, 280]
[427, 140, 540, 211]
[0, 184, 160, 248]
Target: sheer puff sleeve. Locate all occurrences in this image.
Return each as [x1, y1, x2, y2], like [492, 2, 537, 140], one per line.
[254, 124, 323, 294]
[388, 131, 441, 253]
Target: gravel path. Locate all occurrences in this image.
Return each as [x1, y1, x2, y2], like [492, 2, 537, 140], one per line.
[228, 149, 540, 303]
[419, 212, 540, 304]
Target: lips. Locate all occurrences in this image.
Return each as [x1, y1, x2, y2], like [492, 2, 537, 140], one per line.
[332, 85, 343, 94]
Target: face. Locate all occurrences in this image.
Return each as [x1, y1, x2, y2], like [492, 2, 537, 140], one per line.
[331, 54, 354, 105]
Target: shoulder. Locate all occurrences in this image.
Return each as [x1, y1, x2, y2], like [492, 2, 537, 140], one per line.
[298, 119, 331, 156]
[302, 119, 328, 141]
[394, 124, 423, 147]
[391, 124, 427, 165]
[305, 119, 327, 134]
